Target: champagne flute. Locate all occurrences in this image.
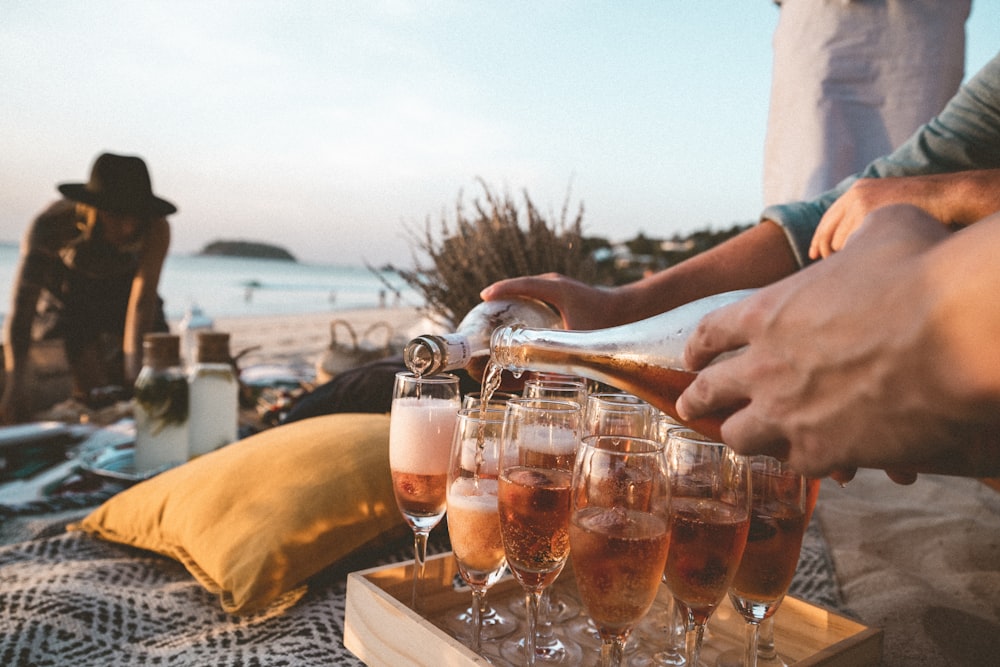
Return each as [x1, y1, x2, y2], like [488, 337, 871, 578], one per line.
[446, 407, 511, 652]
[722, 456, 810, 667]
[498, 398, 583, 666]
[715, 474, 820, 667]
[567, 392, 654, 652]
[663, 428, 750, 667]
[570, 434, 671, 667]
[519, 376, 587, 628]
[389, 371, 461, 610]
[630, 411, 688, 667]
[449, 392, 519, 643]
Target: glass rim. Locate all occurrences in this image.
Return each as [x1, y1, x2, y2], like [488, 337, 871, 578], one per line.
[504, 396, 582, 411]
[581, 433, 664, 453]
[523, 378, 587, 389]
[463, 390, 518, 398]
[393, 370, 460, 384]
[667, 427, 725, 446]
[456, 406, 507, 422]
[587, 391, 645, 402]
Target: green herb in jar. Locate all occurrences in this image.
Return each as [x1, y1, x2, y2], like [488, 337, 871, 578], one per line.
[135, 375, 189, 433]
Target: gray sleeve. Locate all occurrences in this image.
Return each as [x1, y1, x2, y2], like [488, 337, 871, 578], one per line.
[764, 49, 1000, 268]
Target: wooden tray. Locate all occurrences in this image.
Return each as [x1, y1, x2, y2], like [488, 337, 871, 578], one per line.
[345, 552, 882, 666]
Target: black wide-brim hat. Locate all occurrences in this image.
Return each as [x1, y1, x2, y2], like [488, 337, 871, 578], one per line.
[57, 152, 177, 217]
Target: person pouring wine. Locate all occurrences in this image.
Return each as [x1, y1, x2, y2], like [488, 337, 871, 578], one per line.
[482, 51, 1000, 483]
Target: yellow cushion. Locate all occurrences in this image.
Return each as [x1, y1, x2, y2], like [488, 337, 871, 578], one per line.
[70, 413, 406, 614]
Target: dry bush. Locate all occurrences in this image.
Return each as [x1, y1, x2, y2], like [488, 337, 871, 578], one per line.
[385, 181, 596, 327]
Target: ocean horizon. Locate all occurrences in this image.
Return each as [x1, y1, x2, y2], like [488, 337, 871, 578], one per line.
[0, 242, 417, 326]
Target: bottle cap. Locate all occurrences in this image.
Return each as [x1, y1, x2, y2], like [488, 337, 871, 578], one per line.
[196, 331, 232, 364]
[143, 333, 181, 369]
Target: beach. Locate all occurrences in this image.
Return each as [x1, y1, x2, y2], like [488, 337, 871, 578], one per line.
[201, 305, 428, 374]
[10, 306, 1000, 664]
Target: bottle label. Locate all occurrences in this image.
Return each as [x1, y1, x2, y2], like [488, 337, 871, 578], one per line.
[441, 336, 473, 369]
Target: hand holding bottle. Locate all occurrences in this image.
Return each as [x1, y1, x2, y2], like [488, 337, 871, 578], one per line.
[481, 274, 626, 330]
[678, 205, 1000, 482]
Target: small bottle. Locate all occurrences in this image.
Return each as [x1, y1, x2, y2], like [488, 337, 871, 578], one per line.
[133, 333, 189, 474]
[188, 331, 239, 458]
[489, 290, 756, 441]
[179, 303, 213, 368]
[403, 297, 562, 380]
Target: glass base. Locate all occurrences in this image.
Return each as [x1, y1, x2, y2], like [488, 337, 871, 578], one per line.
[714, 647, 788, 667]
[508, 588, 582, 624]
[499, 632, 584, 665]
[628, 649, 686, 667]
[444, 601, 519, 643]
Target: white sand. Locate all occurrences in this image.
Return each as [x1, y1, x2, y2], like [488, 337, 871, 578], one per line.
[172, 305, 428, 376]
[815, 471, 1000, 665]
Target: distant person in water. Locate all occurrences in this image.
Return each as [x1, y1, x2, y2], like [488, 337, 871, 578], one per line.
[1, 153, 176, 424]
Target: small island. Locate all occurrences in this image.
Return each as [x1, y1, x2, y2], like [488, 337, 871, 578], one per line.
[198, 240, 297, 261]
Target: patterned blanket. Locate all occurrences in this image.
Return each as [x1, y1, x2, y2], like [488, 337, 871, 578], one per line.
[0, 504, 843, 666]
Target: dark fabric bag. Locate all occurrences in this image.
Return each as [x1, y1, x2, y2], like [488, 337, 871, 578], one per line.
[281, 355, 481, 424]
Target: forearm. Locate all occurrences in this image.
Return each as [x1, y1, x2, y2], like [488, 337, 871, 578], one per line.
[123, 290, 158, 382]
[124, 217, 170, 382]
[927, 169, 1000, 225]
[4, 275, 42, 376]
[615, 220, 799, 321]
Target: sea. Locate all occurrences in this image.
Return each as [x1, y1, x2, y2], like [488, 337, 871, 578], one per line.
[0, 242, 417, 326]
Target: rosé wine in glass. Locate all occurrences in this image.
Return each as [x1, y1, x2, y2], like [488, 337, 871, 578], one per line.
[389, 372, 460, 610]
[569, 435, 670, 667]
[663, 428, 750, 667]
[497, 398, 582, 666]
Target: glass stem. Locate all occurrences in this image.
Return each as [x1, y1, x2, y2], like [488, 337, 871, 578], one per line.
[665, 594, 684, 650]
[600, 638, 627, 667]
[685, 623, 706, 667]
[470, 589, 485, 653]
[525, 589, 542, 667]
[757, 615, 778, 661]
[537, 588, 558, 642]
[411, 528, 429, 610]
[745, 621, 762, 667]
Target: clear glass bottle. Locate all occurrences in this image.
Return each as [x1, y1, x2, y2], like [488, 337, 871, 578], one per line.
[179, 303, 213, 368]
[188, 331, 239, 458]
[489, 290, 756, 441]
[133, 333, 189, 474]
[403, 297, 562, 380]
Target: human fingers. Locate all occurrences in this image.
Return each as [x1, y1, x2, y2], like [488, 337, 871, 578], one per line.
[828, 468, 857, 486]
[676, 351, 753, 433]
[480, 273, 567, 302]
[681, 300, 752, 372]
[884, 469, 919, 485]
[480, 274, 577, 326]
[809, 213, 840, 260]
[714, 403, 792, 463]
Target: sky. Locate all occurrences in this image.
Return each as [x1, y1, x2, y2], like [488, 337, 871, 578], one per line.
[1, 1, 998, 267]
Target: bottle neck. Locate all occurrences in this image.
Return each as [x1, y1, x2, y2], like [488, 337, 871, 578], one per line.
[403, 333, 473, 376]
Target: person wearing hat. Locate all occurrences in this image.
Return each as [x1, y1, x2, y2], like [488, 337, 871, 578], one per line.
[1, 152, 176, 424]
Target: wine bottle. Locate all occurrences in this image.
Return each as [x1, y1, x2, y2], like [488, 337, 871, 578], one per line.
[403, 297, 562, 379]
[489, 290, 755, 440]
